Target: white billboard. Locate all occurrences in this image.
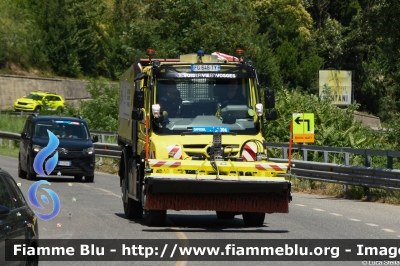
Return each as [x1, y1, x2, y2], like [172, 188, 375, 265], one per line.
[319, 70, 353, 106]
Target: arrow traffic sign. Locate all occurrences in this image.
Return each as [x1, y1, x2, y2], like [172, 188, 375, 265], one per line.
[292, 113, 314, 143]
[294, 116, 310, 131]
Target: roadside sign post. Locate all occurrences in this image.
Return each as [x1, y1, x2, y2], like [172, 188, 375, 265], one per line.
[292, 113, 315, 143]
[288, 121, 293, 168]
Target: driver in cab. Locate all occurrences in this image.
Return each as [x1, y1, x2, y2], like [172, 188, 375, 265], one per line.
[218, 79, 246, 108]
[159, 80, 183, 118]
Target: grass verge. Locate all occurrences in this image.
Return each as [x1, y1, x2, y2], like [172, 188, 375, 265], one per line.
[291, 177, 400, 205]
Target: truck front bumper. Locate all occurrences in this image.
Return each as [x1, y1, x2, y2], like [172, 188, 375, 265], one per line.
[144, 177, 291, 213]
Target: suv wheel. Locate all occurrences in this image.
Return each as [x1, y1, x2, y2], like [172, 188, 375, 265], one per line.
[85, 175, 94, 182]
[18, 155, 27, 178]
[26, 157, 36, 180]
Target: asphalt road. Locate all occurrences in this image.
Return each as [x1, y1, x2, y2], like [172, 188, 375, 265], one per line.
[0, 155, 399, 266]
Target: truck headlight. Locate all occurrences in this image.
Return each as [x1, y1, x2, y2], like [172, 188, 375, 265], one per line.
[83, 147, 94, 155]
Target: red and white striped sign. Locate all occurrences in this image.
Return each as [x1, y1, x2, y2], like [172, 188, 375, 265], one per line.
[149, 161, 181, 168]
[212, 52, 239, 62]
[242, 144, 257, 161]
[167, 145, 182, 159]
[255, 164, 285, 171]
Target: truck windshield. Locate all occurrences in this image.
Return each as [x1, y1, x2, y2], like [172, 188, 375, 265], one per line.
[153, 78, 260, 135]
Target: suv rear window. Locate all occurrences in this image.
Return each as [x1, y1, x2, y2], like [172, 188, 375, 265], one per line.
[34, 120, 89, 139]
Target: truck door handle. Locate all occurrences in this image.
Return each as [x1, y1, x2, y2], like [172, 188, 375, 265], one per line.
[4, 226, 11, 232]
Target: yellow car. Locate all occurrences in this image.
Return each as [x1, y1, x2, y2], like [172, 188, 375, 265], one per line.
[14, 91, 65, 112]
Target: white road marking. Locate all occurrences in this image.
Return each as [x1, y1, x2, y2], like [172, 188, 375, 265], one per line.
[313, 208, 325, 211]
[382, 228, 395, 233]
[365, 223, 379, 227]
[330, 213, 343, 216]
[79, 183, 121, 198]
[348, 218, 361, 222]
[295, 204, 306, 207]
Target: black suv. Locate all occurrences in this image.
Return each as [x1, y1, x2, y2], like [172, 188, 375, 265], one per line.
[18, 115, 98, 182]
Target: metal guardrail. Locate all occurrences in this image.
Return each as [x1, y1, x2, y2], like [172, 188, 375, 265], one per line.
[1, 130, 400, 190]
[265, 143, 400, 190]
[0, 130, 121, 159]
[264, 142, 400, 169]
[0, 110, 37, 116]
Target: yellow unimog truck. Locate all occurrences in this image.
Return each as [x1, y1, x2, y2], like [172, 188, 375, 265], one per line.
[117, 49, 291, 226]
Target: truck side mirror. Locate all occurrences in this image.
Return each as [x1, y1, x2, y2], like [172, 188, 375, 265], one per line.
[134, 90, 144, 109]
[134, 73, 146, 81]
[132, 109, 144, 120]
[265, 109, 277, 121]
[264, 89, 275, 109]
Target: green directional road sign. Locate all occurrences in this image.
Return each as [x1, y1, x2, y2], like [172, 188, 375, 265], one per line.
[292, 113, 315, 143]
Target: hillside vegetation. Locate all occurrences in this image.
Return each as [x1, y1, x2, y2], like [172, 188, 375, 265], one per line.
[3, 1, 400, 149]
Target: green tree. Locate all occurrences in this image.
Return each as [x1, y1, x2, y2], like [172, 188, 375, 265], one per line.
[65, 80, 119, 131]
[103, 0, 144, 79]
[0, 0, 48, 69]
[122, 0, 258, 58]
[265, 88, 387, 151]
[28, 0, 108, 77]
[252, 0, 323, 90]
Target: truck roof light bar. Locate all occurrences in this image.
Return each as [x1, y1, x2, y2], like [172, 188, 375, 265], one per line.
[197, 49, 205, 63]
[146, 48, 155, 56]
[235, 49, 244, 61]
[146, 48, 155, 61]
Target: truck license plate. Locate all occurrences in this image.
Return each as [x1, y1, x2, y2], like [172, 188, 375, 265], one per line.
[191, 64, 220, 72]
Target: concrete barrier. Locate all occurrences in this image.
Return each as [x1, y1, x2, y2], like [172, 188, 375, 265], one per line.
[0, 74, 92, 109]
[353, 111, 381, 130]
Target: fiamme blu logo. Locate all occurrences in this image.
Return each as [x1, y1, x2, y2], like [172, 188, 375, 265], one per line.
[28, 130, 61, 220]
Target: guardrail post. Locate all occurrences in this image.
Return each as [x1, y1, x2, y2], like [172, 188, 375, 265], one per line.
[323, 151, 328, 163]
[0, 138, 2, 146]
[387, 156, 393, 169]
[342, 152, 350, 193]
[344, 153, 350, 165]
[98, 134, 105, 165]
[365, 154, 371, 167]
[8, 140, 12, 148]
[302, 149, 308, 161]
[363, 153, 371, 196]
[282, 147, 288, 159]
